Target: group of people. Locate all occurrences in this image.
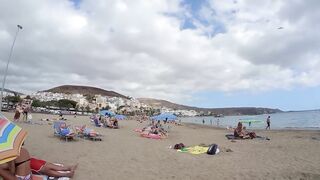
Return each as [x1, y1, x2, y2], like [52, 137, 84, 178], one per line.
[92, 115, 119, 129]
[140, 120, 169, 138]
[233, 116, 272, 139]
[233, 122, 257, 139]
[0, 147, 77, 180]
[13, 104, 30, 122]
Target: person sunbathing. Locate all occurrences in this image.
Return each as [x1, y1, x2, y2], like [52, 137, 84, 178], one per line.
[0, 147, 32, 180]
[112, 119, 119, 129]
[60, 123, 75, 136]
[234, 122, 248, 138]
[31, 157, 77, 178]
[234, 122, 257, 139]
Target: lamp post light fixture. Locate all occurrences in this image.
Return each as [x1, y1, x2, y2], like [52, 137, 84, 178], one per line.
[0, 24, 23, 111]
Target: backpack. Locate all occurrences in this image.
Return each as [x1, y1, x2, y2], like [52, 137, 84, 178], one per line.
[207, 144, 218, 155]
[249, 132, 257, 139]
[174, 143, 185, 149]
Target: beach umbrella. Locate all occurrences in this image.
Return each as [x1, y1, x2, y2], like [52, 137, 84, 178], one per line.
[151, 113, 177, 121]
[114, 114, 126, 120]
[0, 113, 27, 164]
[99, 110, 115, 117]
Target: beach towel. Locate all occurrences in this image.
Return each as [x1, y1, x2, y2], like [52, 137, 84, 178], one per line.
[177, 146, 209, 155]
[225, 134, 270, 140]
[31, 163, 71, 180]
[32, 174, 70, 180]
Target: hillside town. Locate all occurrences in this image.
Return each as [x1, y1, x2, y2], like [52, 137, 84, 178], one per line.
[1, 89, 199, 117]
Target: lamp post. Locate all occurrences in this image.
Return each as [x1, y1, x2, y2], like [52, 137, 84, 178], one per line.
[0, 25, 23, 111]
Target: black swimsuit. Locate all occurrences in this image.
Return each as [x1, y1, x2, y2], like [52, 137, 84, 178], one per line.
[15, 159, 30, 167]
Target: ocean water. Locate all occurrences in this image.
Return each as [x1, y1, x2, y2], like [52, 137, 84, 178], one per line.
[179, 110, 320, 130]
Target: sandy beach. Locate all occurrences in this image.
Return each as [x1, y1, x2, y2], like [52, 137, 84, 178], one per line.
[3, 112, 320, 180]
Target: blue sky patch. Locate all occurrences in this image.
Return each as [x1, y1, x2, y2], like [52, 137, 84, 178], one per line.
[177, 0, 226, 37]
[69, 0, 81, 9]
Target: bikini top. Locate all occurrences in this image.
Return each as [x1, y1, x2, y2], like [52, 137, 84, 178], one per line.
[15, 159, 30, 168]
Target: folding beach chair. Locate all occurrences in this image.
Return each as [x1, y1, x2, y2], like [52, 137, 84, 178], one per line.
[53, 121, 76, 142]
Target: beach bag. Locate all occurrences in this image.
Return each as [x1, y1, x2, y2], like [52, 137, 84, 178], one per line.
[174, 143, 185, 149]
[207, 144, 218, 155]
[249, 132, 257, 139]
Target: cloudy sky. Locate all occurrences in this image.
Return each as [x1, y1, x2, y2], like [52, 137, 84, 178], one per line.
[0, 0, 320, 111]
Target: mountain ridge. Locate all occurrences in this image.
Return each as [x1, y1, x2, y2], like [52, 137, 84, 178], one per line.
[42, 85, 128, 99]
[138, 98, 282, 115]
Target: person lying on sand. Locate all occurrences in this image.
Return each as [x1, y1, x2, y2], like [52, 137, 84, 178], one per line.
[31, 157, 77, 178]
[0, 147, 78, 179]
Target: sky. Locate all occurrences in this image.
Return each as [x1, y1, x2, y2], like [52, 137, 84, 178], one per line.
[0, 0, 320, 111]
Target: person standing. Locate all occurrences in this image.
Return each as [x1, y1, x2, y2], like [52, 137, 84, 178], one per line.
[202, 119, 205, 124]
[23, 106, 29, 122]
[13, 105, 21, 122]
[266, 116, 271, 130]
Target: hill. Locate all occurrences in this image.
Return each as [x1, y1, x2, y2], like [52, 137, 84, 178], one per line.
[43, 85, 128, 99]
[138, 98, 282, 116]
[3, 88, 24, 96]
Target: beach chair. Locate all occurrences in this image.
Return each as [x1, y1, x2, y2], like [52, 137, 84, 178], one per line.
[93, 118, 103, 127]
[83, 128, 102, 141]
[75, 125, 102, 141]
[53, 121, 76, 142]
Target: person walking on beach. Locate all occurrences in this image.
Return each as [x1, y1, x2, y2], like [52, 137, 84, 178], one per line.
[266, 116, 271, 130]
[202, 119, 205, 124]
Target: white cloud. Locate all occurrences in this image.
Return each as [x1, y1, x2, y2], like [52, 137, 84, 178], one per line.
[0, 0, 319, 103]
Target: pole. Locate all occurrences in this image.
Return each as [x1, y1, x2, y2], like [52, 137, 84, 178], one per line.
[0, 25, 22, 111]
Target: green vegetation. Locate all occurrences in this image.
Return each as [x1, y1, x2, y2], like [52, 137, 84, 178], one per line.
[4, 95, 22, 104]
[31, 99, 77, 109]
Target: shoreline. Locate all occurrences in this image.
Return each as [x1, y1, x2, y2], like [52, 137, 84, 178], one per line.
[182, 121, 320, 131]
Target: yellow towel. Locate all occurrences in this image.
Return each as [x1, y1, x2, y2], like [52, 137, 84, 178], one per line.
[177, 146, 209, 155]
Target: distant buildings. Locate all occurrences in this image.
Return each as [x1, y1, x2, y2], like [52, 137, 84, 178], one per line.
[29, 92, 198, 116]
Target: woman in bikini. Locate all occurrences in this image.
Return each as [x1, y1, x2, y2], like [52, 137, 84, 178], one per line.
[0, 147, 32, 180]
[0, 148, 77, 179]
[30, 157, 77, 178]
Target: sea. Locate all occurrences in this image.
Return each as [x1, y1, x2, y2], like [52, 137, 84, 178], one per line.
[179, 110, 320, 130]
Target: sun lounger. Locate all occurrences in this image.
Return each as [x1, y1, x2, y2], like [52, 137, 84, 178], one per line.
[75, 125, 102, 141]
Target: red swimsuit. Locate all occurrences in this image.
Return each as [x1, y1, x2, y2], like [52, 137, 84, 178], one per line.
[30, 158, 47, 173]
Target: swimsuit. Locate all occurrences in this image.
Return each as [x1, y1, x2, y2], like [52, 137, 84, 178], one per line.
[15, 159, 30, 167]
[14, 159, 32, 180]
[16, 174, 31, 180]
[30, 158, 47, 173]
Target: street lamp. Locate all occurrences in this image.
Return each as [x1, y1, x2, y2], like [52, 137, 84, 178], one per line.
[0, 25, 23, 111]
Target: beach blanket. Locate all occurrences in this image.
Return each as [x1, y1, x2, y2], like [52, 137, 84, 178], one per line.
[32, 174, 70, 180]
[225, 134, 270, 140]
[31, 163, 71, 180]
[177, 146, 209, 155]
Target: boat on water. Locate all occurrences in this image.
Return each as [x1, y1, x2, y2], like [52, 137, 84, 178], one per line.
[214, 114, 224, 118]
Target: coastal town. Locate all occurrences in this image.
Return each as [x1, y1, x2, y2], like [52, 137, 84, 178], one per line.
[2, 88, 200, 117]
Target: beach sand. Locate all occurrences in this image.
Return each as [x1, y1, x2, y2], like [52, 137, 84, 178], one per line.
[3, 112, 320, 180]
